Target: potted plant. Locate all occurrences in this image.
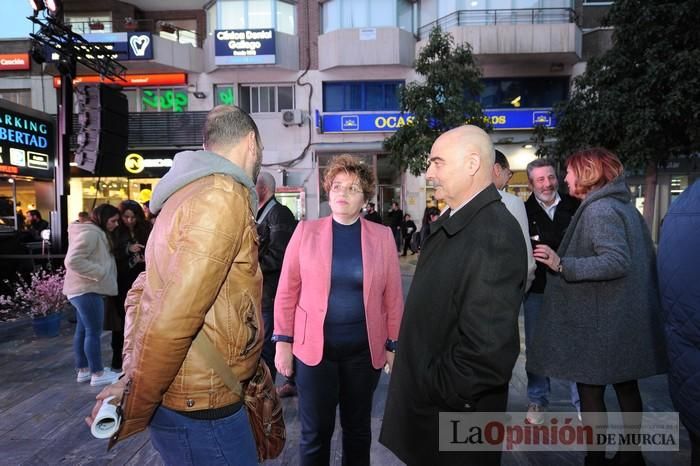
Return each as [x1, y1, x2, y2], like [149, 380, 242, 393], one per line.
[123, 17, 137, 30]
[0, 267, 68, 338]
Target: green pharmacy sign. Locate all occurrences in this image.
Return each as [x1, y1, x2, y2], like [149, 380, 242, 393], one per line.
[217, 87, 236, 106]
[142, 90, 188, 112]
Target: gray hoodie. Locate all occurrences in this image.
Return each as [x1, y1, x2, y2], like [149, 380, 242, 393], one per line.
[150, 150, 258, 214]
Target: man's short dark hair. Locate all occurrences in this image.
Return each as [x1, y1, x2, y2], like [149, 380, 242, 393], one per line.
[368, 202, 375, 209]
[28, 209, 42, 219]
[203, 105, 261, 152]
[526, 158, 556, 181]
[494, 150, 509, 170]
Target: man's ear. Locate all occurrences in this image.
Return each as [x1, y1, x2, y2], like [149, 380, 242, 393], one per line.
[465, 152, 481, 176]
[247, 131, 257, 155]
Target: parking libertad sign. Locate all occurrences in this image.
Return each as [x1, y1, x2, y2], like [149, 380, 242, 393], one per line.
[0, 100, 55, 179]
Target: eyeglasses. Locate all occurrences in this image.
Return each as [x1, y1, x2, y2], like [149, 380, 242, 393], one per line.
[330, 183, 364, 195]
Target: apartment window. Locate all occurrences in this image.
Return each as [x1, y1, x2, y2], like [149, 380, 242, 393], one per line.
[141, 88, 189, 112]
[322, 0, 416, 33]
[0, 90, 31, 107]
[64, 13, 112, 34]
[480, 77, 569, 109]
[239, 84, 294, 113]
[219, 0, 296, 34]
[323, 81, 402, 112]
[214, 85, 237, 106]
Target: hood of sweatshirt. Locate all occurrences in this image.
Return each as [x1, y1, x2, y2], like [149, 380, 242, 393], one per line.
[149, 150, 258, 214]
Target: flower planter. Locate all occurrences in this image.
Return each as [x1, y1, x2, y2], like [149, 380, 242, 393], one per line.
[32, 312, 62, 338]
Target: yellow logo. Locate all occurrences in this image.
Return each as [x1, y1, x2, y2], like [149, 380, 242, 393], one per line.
[125, 153, 144, 174]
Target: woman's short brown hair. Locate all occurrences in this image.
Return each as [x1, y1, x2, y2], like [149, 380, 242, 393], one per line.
[322, 154, 375, 201]
[566, 148, 624, 197]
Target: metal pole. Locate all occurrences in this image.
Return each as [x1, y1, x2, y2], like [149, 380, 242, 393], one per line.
[52, 59, 75, 253]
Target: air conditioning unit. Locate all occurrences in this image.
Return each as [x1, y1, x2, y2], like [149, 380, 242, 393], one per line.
[281, 109, 304, 126]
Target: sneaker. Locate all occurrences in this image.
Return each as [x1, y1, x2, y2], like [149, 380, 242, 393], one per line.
[76, 370, 91, 383]
[276, 383, 298, 398]
[90, 369, 119, 387]
[526, 403, 545, 425]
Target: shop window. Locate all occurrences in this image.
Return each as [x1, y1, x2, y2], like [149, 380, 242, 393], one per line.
[480, 77, 569, 109]
[322, 0, 415, 33]
[239, 84, 294, 113]
[0, 90, 31, 108]
[215, 85, 237, 106]
[141, 88, 189, 112]
[323, 81, 402, 112]
[219, 0, 296, 34]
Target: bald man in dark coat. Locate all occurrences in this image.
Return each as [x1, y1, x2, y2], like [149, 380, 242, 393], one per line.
[380, 126, 528, 465]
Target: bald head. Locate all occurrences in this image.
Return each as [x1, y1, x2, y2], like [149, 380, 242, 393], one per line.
[256, 171, 276, 205]
[427, 125, 494, 208]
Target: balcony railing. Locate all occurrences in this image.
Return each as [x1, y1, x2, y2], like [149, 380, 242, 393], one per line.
[418, 8, 577, 39]
[64, 19, 201, 48]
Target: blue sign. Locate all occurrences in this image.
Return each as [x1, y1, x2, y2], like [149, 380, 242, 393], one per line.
[317, 109, 556, 133]
[48, 32, 153, 62]
[215, 29, 276, 65]
[320, 112, 415, 133]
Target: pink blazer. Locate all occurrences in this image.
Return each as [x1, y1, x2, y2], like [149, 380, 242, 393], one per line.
[274, 216, 404, 369]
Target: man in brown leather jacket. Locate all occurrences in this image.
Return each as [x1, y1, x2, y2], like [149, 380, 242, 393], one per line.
[87, 106, 264, 466]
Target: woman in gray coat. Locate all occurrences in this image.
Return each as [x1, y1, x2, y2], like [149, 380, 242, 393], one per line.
[528, 148, 666, 466]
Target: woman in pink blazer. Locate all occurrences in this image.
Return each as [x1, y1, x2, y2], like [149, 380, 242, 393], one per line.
[274, 155, 404, 466]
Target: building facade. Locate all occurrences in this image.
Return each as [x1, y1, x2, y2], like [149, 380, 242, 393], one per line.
[1, 0, 693, 237]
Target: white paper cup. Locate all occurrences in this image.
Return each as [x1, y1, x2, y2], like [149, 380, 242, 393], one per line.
[91, 396, 121, 439]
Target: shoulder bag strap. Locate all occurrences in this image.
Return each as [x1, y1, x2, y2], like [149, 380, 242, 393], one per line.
[191, 331, 243, 397]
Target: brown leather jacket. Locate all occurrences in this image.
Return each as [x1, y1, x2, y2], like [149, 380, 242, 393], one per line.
[111, 174, 263, 445]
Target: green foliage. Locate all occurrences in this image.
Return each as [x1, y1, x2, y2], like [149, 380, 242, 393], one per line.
[384, 27, 488, 176]
[538, 0, 700, 169]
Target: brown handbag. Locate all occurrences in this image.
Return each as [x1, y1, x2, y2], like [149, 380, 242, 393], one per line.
[192, 332, 286, 461]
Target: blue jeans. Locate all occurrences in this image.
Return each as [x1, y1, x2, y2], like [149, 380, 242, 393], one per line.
[261, 309, 277, 382]
[150, 405, 258, 466]
[70, 293, 105, 373]
[524, 293, 580, 410]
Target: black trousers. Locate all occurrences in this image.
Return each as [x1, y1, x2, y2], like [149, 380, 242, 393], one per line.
[295, 344, 381, 466]
[261, 309, 277, 382]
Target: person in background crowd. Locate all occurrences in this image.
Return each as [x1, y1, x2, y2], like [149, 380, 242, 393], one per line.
[492, 150, 536, 292]
[386, 201, 403, 252]
[108, 200, 151, 372]
[63, 203, 120, 387]
[274, 154, 404, 466]
[363, 202, 382, 224]
[419, 206, 441, 250]
[86, 105, 264, 465]
[26, 209, 49, 241]
[255, 171, 298, 393]
[381, 125, 527, 466]
[658, 181, 700, 465]
[528, 148, 667, 466]
[400, 213, 417, 256]
[522, 158, 581, 425]
[142, 200, 157, 225]
[77, 211, 90, 223]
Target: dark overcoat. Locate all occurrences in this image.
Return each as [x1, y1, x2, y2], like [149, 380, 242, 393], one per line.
[527, 177, 667, 385]
[658, 181, 700, 435]
[380, 185, 528, 465]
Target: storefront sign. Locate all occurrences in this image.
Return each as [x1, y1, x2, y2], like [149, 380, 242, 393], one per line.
[48, 32, 153, 62]
[0, 53, 31, 71]
[124, 153, 173, 174]
[0, 101, 54, 179]
[317, 109, 556, 133]
[142, 90, 188, 112]
[53, 73, 187, 88]
[215, 29, 276, 65]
